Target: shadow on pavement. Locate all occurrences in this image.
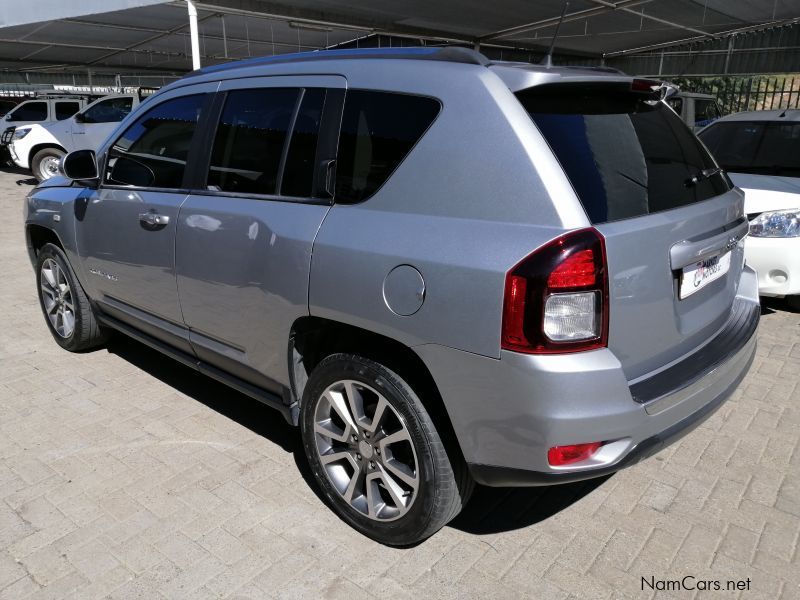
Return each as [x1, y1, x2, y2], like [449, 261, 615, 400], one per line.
[449, 475, 612, 535]
[105, 333, 614, 537]
[0, 162, 36, 186]
[760, 295, 799, 315]
[105, 334, 299, 454]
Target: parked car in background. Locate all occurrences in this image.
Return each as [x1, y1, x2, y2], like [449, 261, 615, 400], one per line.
[667, 91, 722, 131]
[1, 95, 89, 168]
[1, 95, 87, 129]
[25, 47, 759, 545]
[698, 109, 800, 309]
[9, 94, 140, 181]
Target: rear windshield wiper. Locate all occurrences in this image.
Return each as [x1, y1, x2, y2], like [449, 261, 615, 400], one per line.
[685, 167, 723, 187]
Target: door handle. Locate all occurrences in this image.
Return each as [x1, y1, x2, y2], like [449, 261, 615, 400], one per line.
[139, 212, 170, 227]
[669, 217, 748, 270]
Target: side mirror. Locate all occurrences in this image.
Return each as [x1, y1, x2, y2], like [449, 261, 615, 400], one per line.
[62, 149, 99, 181]
[74, 112, 86, 124]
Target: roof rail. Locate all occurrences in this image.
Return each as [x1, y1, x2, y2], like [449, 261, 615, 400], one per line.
[185, 46, 490, 78]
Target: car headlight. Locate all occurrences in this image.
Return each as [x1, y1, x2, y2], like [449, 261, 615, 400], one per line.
[12, 128, 31, 140]
[749, 209, 800, 238]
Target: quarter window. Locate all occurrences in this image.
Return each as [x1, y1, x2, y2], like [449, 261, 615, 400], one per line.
[105, 94, 205, 189]
[335, 91, 440, 203]
[207, 88, 298, 195]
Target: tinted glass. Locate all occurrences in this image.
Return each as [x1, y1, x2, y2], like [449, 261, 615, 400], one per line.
[335, 91, 440, 203]
[667, 97, 683, 115]
[208, 88, 298, 195]
[9, 101, 46, 121]
[0, 100, 16, 116]
[699, 121, 800, 176]
[694, 99, 720, 127]
[82, 97, 133, 123]
[106, 94, 205, 189]
[518, 83, 731, 224]
[55, 101, 80, 120]
[281, 89, 325, 197]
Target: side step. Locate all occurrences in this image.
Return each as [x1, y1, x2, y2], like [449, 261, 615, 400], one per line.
[97, 314, 298, 425]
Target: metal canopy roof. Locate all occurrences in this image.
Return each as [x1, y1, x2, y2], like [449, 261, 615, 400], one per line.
[0, 0, 798, 80]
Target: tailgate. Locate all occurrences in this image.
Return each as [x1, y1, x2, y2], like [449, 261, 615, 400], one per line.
[516, 80, 746, 380]
[597, 190, 746, 380]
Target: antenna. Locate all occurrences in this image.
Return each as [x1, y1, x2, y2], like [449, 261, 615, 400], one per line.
[540, 1, 570, 68]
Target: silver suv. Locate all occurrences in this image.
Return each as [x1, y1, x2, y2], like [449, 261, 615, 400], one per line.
[24, 48, 759, 545]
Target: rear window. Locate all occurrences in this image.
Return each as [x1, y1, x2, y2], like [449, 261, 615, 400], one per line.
[335, 91, 440, 203]
[698, 121, 800, 177]
[517, 83, 731, 224]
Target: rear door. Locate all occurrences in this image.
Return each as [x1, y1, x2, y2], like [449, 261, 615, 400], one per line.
[175, 76, 344, 392]
[518, 82, 746, 381]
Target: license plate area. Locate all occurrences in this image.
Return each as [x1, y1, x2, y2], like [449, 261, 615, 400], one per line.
[679, 251, 731, 299]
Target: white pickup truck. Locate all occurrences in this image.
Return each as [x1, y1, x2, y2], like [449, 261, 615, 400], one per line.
[8, 94, 140, 181]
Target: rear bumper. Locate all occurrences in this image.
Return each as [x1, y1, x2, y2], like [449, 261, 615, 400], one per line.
[745, 235, 800, 297]
[417, 265, 760, 487]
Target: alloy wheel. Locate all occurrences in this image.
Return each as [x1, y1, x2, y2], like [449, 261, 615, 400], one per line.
[40, 258, 75, 338]
[313, 379, 419, 521]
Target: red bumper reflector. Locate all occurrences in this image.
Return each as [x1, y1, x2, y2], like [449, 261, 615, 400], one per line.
[548, 442, 603, 466]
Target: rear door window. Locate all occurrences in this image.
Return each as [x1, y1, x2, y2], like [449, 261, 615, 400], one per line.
[55, 101, 80, 120]
[699, 121, 800, 177]
[280, 88, 326, 198]
[9, 101, 47, 122]
[207, 88, 298, 195]
[517, 83, 731, 224]
[335, 90, 440, 203]
[105, 94, 205, 189]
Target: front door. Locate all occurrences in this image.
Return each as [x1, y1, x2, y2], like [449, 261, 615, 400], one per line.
[175, 76, 344, 391]
[75, 88, 214, 352]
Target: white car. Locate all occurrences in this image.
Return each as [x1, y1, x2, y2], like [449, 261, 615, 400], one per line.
[1, 96, 88, 130]
[9, 94, 140, 181]
[699, 109, 800, 309]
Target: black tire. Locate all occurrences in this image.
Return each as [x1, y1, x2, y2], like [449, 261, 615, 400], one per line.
[300, 353, 473, 546]
[35, 243, 108, 352]
[31, 147, 66, 182]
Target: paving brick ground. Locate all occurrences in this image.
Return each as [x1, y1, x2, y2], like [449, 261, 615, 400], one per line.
[0, 167, 798, 599]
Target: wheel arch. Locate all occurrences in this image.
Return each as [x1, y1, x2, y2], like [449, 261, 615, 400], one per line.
[289, 316, 463, 456]
[28, 143, 67, 170]
[26, 223, 65, 264]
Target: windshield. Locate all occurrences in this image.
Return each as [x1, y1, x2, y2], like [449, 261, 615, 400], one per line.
[698, 121, 800, 177]
[517, 83, 731, 224]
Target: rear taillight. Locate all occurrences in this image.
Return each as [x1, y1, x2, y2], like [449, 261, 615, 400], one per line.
[501, 228, 608, 354]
